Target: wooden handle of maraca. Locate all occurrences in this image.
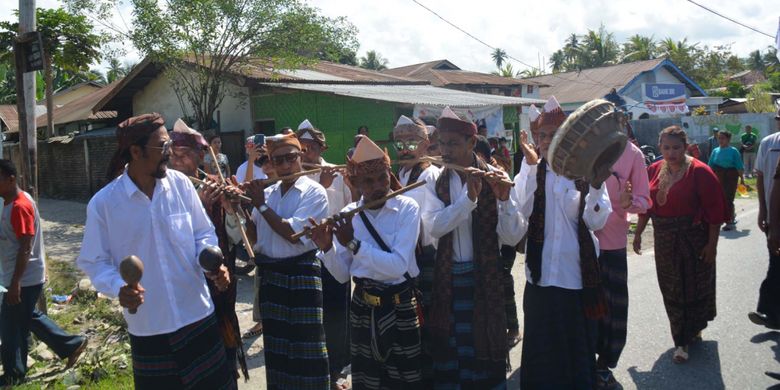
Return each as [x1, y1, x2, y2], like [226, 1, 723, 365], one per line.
[119, 255, 144, 314]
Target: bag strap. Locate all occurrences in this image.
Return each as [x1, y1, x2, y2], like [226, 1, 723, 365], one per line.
[358, 211, 414, 283]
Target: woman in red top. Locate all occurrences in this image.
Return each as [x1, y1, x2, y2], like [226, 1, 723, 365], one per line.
[633, 126, 727, 364]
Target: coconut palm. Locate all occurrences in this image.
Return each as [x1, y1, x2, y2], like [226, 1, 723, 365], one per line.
[549, 50, 567, 73]
[359, 50, 389, 70]
[518, 67, 545, 78]
[563, 33, 580, 62]
[580, 24, 620, 68]
[492, 48, 508, 69]
[622, 34, 656, 63]
[491, 63, 516, 78]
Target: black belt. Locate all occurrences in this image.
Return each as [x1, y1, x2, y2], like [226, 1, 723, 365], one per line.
[255, 250, 317, 266]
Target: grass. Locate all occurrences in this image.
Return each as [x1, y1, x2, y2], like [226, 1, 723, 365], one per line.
[13, 258, 135, 389]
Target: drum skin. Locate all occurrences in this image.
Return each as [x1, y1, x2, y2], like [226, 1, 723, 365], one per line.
[547, 99, 628, 180]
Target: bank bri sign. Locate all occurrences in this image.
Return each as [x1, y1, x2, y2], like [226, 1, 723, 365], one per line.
[641, 83, 688, 114]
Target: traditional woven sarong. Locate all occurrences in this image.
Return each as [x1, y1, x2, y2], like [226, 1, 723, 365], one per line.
[520, 283, 594, 390]
[258, 252, 330, 390]
[595, 248, 629, 369]
[712, 166, 739, 222]
[501, 245, 519, 332]
[322, 265, 351, 377]
[129, 314, 235, 389]
[652, 216, 716, 347]
[350, 278, 422, 389]
[432, 261, 506, 389]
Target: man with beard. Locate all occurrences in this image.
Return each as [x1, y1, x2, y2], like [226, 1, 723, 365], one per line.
[424, 107, 526, 389]
[295, 119, 352, 389]
[243, 133, 330, 390]
[78, 113, 234, 388]
[514, 97, 612, 389]
[168, 119, 249, 382]
[310, 136, 424, 389]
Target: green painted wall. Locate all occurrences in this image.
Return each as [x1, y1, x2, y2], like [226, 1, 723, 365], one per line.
[252, 89, 398, 163]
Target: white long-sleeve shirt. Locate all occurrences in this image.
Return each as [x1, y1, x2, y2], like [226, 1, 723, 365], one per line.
[398, 164, 441, 247]
[77, 170, 217, 337]
[252, 176, 328, 259]
[424, 166, 527, 262]
[513, 160, 612, 290]
[319, 195, 420, 285]
[307, 157, 352, 216]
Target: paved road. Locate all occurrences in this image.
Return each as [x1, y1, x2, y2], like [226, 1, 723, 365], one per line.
[239, 198, 779, 389]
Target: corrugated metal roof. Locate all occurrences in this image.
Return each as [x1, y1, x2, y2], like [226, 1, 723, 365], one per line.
[521, 59, 668, 105]
[35, 81, 120, 129]
[385, 59, 544, 87]
[261, 83, 545, 107]
[0, 105, 19, 133]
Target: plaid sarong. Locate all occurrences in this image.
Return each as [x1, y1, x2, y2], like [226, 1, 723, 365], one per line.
[129, 314, 235, 389]
[595, 248, 629, 368]
[432, 262, 507, 389]
[259, 252, 330, 390]
[351, 278, 423, 389]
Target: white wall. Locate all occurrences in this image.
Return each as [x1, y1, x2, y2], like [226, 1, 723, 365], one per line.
[132, 70, 252, 133]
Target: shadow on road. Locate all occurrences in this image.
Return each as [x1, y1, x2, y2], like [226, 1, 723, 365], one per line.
[627, 340, 725, 389]
[720, 228, 751, 240]
[750, 331, 780, 364]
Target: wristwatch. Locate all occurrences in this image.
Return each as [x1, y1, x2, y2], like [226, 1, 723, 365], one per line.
[346, 239, 361, 254]
[258, 204, 270, 213]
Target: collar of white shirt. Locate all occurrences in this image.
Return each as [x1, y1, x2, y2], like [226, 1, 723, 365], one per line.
[120, 170, 171, 198]
[358, 193, 402, 214]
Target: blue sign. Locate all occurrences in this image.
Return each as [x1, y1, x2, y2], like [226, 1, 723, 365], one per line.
[642, 83, 686, 102]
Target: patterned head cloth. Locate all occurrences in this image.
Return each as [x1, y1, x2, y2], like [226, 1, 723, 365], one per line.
[297, 119, 314, 130]
[533, 96, 566, 133]
[266, 133, 301, 156]
[116, 113, 166, 149]
[170, 118, 208, 148]
[295, 127, 327, 149]
[393, 115, 428, 140]
[347, 136, 391, 177]
[436, 106, 477, 136]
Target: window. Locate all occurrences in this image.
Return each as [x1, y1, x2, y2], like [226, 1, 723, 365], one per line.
[526, 85, 534, 94]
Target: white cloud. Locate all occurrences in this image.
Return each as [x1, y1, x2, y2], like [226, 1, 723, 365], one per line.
[1, 0, 776, 75]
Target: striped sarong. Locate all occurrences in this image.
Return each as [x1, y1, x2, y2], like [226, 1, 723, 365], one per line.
[351, 278, 422, 389]
[595, 248, 629, 369]
[259, 253, 330, 390]
[416, 245, 436, 387]
[432, 261, 507, 390]
[129, 314, 235, 389]
[501, 245, 519, 332]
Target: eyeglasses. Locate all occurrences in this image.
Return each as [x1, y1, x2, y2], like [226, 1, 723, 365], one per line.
[271, 152, 301, 165]
[146, 139, 173, 155]
[393, 140, 421, 151]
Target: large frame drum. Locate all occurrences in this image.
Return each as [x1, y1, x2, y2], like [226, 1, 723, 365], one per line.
[547, 99, 628, 180]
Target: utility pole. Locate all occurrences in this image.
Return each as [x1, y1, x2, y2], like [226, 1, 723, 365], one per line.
[14, 0, 38, 200]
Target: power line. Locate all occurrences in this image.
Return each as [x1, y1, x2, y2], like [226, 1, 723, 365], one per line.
[686, 0, 775, 39]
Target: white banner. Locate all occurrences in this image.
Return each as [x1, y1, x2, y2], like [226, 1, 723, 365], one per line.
[413, 105, 505, 138]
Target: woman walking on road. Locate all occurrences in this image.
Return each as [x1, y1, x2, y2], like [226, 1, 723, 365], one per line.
[633, 126, 727, 364]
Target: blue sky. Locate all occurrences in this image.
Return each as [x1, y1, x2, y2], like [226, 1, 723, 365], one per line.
[2, 0, 777, 74]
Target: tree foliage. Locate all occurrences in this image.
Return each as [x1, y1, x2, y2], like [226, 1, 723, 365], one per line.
[359, 50, 389, 71]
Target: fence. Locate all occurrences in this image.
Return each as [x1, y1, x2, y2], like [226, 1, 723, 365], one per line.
[630, 112, 776, 147]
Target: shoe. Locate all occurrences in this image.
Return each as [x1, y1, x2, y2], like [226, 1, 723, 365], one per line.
[595, 369, 620, 390]
[672, 346, 688, 364]
[66, 337, 88, 369]
[748, 312, 780, 330]
[722, 225, 733, 231]
[767, 372, 780, 381]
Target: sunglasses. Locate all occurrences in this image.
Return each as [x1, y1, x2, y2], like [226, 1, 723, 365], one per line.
[271, 152, 301, 165]
[393, 140, 421, 151]
[146, 139, 173, 155]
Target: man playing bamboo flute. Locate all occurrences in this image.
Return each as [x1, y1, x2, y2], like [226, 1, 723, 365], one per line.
[77, 113, 234, 389]
[310, 136, 424, 389]
[295, 120, 352, 389]
[168, 119, 249, 382]
[514, 97, 612, 390]
[423, 107, 527, 389]
[243, 132, 330, 390]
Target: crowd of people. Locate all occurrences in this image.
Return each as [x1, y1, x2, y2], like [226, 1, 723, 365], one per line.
[0, 98, 778, 389]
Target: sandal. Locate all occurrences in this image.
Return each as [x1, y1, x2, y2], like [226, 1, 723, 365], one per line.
[242, 324, 263, 339]
[332, 372, 351, 390]
[672, 346, 688, 364]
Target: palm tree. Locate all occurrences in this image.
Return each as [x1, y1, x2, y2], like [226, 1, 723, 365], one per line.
[763, 46, 780, 71]
[580, 24, 620, 68]
[491, 63, 516, 78]
[518, 67, 545, 78]
[549, 50, 567, 73]
[563, 33, 580, 62]
[659, 37, 699, 75]
[491, 48, 508, 69]
[622, 34, 656, 63]
[359, 50, 389, 70]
